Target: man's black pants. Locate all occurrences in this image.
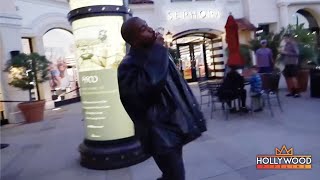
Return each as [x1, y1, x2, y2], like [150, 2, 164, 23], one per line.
[153, 147, 185, 180]
[219, 89, 247, 108]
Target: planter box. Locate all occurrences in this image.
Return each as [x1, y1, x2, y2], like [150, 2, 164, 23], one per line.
[18, 100, 45, 123]
[310, 68, 320, 98]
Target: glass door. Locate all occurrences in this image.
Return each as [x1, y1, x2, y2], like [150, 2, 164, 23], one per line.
[177, 44, 193, 81]
[177, 42, 206, 81]
[193, 42, 205, 79]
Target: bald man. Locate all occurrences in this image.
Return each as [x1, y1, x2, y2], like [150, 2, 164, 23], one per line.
[118, 17, 207, 180]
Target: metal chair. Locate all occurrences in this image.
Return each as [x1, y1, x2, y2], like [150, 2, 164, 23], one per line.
[260, 73, 283, 117]
[197, 77, 211, 109]
[208, 81, 235, 120]
[250, 92, 263, 114]
[209, 78, 249, 120]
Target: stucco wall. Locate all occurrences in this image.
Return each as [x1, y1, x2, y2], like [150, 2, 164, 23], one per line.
[130, 0, 244, 35]
[242, 0, 279, 28]
[15, 0, 71, 37]
[1, 0, 319, 120]
[288, 5, 320, 28]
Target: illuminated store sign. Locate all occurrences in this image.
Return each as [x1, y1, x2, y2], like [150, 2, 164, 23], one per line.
[168, 10, 221, 21]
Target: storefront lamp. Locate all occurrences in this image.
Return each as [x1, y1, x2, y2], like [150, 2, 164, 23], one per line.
[166, 31, 173, 44]
[165, 31, 173, 47]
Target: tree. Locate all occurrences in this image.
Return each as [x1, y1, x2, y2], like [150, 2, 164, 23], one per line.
[4, 53, 51, 101]
[286, 24, 318, 67]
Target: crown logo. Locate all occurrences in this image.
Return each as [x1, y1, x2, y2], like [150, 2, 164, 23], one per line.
[275, 145, 293, 156]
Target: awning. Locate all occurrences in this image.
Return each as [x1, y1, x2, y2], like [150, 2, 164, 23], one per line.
[235, 18, 257, 31]
[172, 28, 223, 40]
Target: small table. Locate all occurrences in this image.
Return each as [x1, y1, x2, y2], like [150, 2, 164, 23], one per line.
[207, 79, 250, 112]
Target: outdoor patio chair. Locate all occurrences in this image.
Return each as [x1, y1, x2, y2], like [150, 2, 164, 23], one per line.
[198, 77, 211, 109]
[259, 73, 283, 117]
[208, 81, 242, 121]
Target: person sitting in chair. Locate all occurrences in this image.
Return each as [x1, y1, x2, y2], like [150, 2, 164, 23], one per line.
[249, 65, 263, 112]
[217, 65, 248, 113]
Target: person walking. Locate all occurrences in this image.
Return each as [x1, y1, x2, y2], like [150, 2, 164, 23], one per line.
[255, 39, 274, 73]
[118, 17, 207, 180]
[281, 34, 300, 98]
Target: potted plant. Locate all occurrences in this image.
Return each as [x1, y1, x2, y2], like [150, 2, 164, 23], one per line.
[285, 24, 318, 92]
[4, 52, 51, 123]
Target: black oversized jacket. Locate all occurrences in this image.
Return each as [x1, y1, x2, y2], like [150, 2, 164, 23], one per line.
[118, 44, 207, 155]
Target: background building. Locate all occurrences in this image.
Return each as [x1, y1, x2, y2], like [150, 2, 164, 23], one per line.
[0, 0, 319, 124]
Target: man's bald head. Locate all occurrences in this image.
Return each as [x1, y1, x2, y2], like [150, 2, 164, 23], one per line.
[121, 17, 156, 48]
[121, 17, 141, 45]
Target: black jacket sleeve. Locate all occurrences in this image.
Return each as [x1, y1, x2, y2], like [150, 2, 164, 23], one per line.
[118, 44, 170, 105]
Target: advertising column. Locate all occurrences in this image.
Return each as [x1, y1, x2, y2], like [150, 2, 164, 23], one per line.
[68, 0, 149, 170]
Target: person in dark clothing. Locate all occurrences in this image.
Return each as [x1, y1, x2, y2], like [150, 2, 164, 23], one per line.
[118, 17, 207, 180]
[217, 66, 248, 113]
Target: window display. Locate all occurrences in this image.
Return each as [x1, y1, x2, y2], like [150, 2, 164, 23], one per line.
[43, 29, 79, 102]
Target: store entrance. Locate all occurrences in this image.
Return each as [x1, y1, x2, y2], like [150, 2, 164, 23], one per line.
[173, 29, 224, 82]
[177, 42, 206, 81]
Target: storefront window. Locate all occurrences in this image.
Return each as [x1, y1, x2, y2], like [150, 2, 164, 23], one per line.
[43, 29, 79, 103]
[175, 34, 224, 81]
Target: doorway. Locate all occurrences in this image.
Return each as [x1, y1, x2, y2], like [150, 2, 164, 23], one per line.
[177, 42, 206, 81]
[295, 9, 320, 62]
[173, 29, 224, 82]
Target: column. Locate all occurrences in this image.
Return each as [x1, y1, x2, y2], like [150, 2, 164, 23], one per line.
[32, 36, 55, 109]
[277, 2, 290, 30]
[68, 0, 149, 170]
[0, 0, 28, 123]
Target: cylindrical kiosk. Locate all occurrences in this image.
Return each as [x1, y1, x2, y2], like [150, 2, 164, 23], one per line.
[68, 0, 149, 170]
